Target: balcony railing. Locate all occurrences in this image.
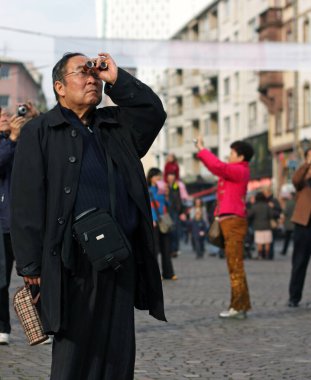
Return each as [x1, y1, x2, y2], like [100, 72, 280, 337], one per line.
[258, 72, 283, 93]
[258, 8, 282, 32]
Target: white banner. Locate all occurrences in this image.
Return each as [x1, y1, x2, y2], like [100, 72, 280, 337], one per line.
[55, 37, 311, 71]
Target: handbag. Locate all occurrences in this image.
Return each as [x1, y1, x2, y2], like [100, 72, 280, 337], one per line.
[149, 190, 174, 234]
[73, 208, 131, 271]
[208, 217, 225, 248]
[13, 285, 49, 346]
[158, 213, 174, 234]
[72, 144, 131, 272]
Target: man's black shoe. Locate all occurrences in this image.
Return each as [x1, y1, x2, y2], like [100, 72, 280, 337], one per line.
[288, 301, 299, 307]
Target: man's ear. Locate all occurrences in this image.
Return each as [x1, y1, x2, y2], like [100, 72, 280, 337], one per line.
[54, 81, 66, 98]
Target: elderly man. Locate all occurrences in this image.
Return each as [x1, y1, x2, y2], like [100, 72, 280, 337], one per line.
[11, 53, 166, 379]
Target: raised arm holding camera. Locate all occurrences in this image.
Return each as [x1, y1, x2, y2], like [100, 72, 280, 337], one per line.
[0, 103, 38, 345]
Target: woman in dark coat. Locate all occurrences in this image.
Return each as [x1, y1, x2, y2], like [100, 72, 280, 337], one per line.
[248, 192, 274, 259]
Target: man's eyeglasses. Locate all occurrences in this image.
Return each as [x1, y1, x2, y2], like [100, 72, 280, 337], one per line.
[61, 68, 100, 81]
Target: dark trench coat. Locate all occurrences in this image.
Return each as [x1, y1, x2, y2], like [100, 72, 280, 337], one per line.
[10, 68, 167, 333]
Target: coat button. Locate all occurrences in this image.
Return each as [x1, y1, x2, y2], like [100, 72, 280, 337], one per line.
[52, 250, 57, 256]
[71, 130, 77, 137]
[68, 156, 77, 163]
[129, 93, 134, 99]
[64, 186, 71, 194]
[57, 217, 65, 225]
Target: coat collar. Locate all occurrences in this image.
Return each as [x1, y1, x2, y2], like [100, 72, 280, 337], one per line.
[46, 103, 119, 128]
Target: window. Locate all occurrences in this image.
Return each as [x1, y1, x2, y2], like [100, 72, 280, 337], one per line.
[303, 18, 310, 43]
[204, 118, 210, 136]
[286, 23, 294, 42]
[275, 112, 282, 135]
[0, 95, 9, 107]
[0, 65, 10, 79]
[177, 127, 184, 146]
[248, 102, 257, 130]
[223, 0, 230, 20]
[224, 116, 230, 141]
[235, 112, 240, 133]
[224, 77, 230, 97]
[304, 84, 311, 125]
[287, 89, 294, 132]
[248, 18, 257, 42]
[234, 72, 239, 93]
[192, 119, 200, 138]
[233, 0, 239, 21]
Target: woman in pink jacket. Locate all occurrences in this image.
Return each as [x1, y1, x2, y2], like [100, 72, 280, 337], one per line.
[195, 137, 254, 319]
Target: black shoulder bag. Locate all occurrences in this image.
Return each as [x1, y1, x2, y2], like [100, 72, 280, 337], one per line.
[72, 147, 131, 271]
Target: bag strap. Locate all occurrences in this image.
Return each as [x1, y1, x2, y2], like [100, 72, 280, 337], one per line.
[104, 148, 116, 220]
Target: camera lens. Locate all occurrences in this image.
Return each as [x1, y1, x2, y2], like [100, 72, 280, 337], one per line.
[99, 61, 108, 70]
[17, 105, 27, 117]
[85, 61, 94, 69]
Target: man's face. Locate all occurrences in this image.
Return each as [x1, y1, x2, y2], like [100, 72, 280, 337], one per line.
[228, 149, 244, 163]
[55, 55, 103, 109]
[0, 111, 11, 133]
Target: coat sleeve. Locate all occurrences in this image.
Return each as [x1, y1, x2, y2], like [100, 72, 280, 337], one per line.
[10, 120, 46, 276]
[103, 68, 167, 158]
[0, 139, 16, 174]
[292, 163, 310, 191]
[197, 149, 248, 182]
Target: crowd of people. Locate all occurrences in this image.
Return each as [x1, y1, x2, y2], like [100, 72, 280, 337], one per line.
[148, 139, 311, 320]
[0, 51, 310, 380]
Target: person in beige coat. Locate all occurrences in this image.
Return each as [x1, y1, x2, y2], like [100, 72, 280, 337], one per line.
[288, 148, 311, 307]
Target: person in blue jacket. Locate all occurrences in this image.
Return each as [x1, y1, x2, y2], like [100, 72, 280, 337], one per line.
[147, 167, 177, 280]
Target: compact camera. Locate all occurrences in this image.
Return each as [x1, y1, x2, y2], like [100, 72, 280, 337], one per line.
[84, 60, 108, 71]
[17, 104, 28, 117]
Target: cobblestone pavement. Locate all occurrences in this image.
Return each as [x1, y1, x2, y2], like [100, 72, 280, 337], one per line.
[1, 241, 311, 380]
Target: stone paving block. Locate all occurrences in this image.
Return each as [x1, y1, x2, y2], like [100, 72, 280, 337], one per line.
[2, 242, 311, 379]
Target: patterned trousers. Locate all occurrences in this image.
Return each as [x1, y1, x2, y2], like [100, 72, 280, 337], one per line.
[220, 217, 251, 312]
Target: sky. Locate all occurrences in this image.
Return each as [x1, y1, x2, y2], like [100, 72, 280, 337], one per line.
[0, 0, 210, 106]
[0, 0, 98, 105]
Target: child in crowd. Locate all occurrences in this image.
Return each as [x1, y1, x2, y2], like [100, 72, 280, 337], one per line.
[191, 208, 208, 259]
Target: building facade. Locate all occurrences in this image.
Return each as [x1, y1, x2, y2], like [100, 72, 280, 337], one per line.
[258, 0, 311, 193]
[162, 0, 309, 193]
[162, 0, 272, 185]
[0, 58, 46, 114]
[95, 0, 209, 172]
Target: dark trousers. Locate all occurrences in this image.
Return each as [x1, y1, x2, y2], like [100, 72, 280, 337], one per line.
[268, 229, 277, 260]
[282, 230, 293, 255]
[289, 223, 311, 304]
[51, 246, 136, 380]
[153, 226, 174, 279]
[169, 214, 180, 254]
[0, 233, 14, 334]
[194, 237, 205, 258]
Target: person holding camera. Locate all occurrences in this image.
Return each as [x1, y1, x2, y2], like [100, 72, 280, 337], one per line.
[10, 52, 166, 379]
[195, 137, 254, 319]
[0, 105, 38, 345]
